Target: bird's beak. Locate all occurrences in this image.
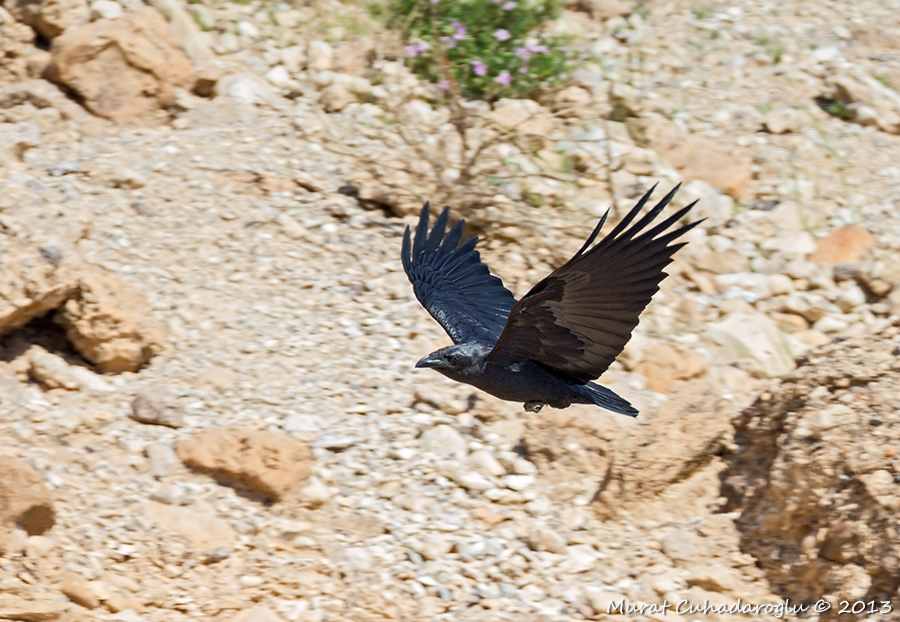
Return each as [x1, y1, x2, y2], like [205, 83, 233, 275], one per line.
[415, 354, 441, 369]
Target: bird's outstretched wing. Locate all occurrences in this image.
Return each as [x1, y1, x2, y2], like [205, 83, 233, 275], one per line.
[403, 202, 517, 344]
[487, 185, 701, 383]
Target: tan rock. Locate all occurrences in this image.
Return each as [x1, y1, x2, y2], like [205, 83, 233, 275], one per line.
[419, 424, 467, 459]
[276, 213, 306, 239]
[414, 534, 451, 561]
[792, 329, 831, 347]
[0, 594, 69, 621]
[809, 224, 874, 265]
[691, 248, 751, 274]
[141, 501, 235, 551]
[261, 175, 299, 196]
[763, 108, 800, 134]
[6, 0, 90, 40]
[708, 310, 797, 377]
[650, 123, 752, 200]
[131, 386, 184, 428]
[636, 343, 708, 393]
[297, 476, 331, 508]
[55, 268, 166, 373]
[0, 456, 55, 552]
[28, 346, 113, 392]
[214, 72, 275, 106]
[523, 376, 732, 512]
[526, 523, 567, 554]
[48, 6, 195, 120]
[0, 242, 78, 337]
[177, 428, 312, 500]
[724, 323, 900, 603]
[103, 590, 141, 613]
[60, 572, 99, 609]
[306, 40, 333, 73]
[318, 83, 355, 113]
[145, 442, 180, 478]
[24, 535, 55, 558]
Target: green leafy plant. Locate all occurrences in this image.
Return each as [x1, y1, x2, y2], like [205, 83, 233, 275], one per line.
[384, 0, 581, 100]
[826, 100, 850, 120]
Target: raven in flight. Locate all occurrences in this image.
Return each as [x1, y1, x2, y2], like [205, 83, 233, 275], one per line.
[402, 185, 700, 417]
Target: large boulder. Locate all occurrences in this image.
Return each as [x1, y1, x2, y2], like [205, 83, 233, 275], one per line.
[722, 321, 900, 606]
[523, 377, 733, 511]
[56, 268, 166, 373]
[5, 0, 89, 40]
[47, 6, 195, 120]
[0, 239, 78, 337]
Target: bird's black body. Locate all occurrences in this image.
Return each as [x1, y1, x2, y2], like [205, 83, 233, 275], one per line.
[402, 185, 701, 417]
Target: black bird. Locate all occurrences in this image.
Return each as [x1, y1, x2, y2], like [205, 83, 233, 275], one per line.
[402, 185, 701, 417]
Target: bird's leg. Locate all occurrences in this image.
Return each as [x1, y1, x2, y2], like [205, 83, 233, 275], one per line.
[524, 401, 546, 413]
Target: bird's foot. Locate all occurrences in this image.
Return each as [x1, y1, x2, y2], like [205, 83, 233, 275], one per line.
[524, 401, 546, 413]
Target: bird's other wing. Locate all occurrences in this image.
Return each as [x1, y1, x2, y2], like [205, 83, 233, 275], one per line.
[487, 184, 702, 383]
[403, 202, 517, 344]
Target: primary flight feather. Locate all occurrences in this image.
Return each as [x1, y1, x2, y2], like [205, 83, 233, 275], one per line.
[402, 184, 701, 416]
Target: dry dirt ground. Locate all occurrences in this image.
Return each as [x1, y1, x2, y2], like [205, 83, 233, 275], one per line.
[2, 0, 900, 621]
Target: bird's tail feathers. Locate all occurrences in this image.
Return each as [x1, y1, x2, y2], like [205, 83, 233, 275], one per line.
[575, 382, 639, 417]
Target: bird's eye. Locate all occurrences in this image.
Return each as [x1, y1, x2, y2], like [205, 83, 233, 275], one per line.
[445, 353, 459, 364]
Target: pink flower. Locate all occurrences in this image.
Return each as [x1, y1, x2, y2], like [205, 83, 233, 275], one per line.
[440, 35, 457, 49]
[515, 42, 548, 60]
[471, 59, 487, 76]
[436, 79, 451, 89]
[494, 28, 510, 41]
[502, 1, 517, 9]
[495, 71, 512, 85]
[452, 21, 467, 40]
[404, 43, 429, 57]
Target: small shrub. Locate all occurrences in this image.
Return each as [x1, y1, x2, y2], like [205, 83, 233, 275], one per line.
[384, 0, 582, 100]
[814, 97, 851, 121]
[826, 100, 850, 120]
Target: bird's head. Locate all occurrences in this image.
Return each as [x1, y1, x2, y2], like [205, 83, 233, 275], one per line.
[415, 343, 487, 375]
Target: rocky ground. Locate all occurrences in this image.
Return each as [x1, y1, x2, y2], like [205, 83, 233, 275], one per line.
[1, 0, 900, 620]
